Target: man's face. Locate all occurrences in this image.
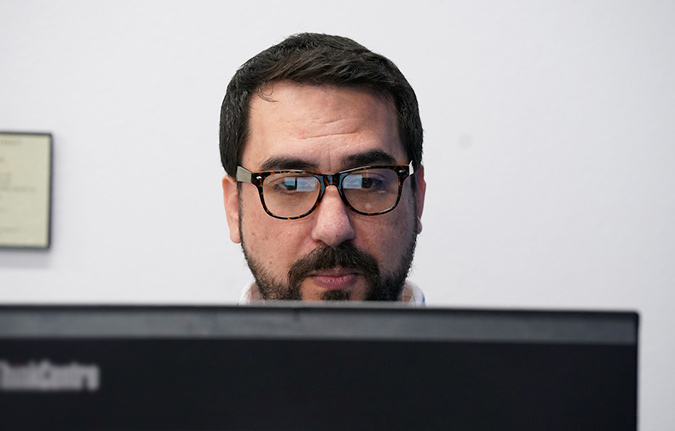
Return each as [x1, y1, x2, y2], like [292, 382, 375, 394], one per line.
[222, 82, 425, 301]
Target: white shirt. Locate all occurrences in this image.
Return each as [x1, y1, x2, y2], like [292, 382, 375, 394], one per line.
[239, 281, 425, 305]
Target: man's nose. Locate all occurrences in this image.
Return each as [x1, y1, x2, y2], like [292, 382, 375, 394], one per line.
[310, 185, 356, 247]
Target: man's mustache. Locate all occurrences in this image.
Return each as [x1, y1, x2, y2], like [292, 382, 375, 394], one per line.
[288, 243, 380, 288]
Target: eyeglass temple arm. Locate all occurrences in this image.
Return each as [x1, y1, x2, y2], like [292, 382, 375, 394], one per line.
[408, 162, 415, 176]
[236, 166, 253, 183]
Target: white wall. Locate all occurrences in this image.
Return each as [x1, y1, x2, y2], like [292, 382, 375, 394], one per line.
[1, 1, 673, 429]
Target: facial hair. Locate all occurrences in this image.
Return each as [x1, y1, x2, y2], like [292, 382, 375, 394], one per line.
[238, 189, 420, 301]
[242, 240, 416, 301]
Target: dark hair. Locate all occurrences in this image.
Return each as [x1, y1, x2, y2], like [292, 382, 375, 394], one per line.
[219, 33, 423, 176]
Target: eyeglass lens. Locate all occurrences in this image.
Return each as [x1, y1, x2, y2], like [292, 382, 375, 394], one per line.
[262, 168, 401, 218]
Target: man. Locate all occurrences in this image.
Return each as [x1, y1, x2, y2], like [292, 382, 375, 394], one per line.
[220, 33, 426, 303]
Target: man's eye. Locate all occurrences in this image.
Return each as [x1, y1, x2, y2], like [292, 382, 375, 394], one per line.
[344, 174, 386, 191]
[360, 177, 383, 189]
[280, 178, 298, 191]
[269, 176, 316, 193]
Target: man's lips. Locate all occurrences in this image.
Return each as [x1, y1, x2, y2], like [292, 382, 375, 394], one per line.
[308, 269, 360, 290]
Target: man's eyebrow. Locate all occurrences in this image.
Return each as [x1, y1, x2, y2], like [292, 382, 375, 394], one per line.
[258, 150, 400, 172]
[259, 157, 318, 171]
[342, 150, 399, 169]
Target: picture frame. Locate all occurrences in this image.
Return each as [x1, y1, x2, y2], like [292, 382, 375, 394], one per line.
[0, 132, 53, 249]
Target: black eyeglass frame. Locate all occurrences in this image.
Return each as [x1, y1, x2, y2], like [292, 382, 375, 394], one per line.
[236, 163, 415, 220]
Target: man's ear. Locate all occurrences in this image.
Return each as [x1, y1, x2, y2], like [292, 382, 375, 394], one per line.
[413, 165, 426, 234]
[222, 175, 242, 244]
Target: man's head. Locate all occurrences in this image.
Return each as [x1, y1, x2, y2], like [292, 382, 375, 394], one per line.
[220, 33, 425, 301]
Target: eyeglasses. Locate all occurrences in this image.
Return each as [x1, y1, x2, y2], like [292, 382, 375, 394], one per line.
[236, 163, 415, 220]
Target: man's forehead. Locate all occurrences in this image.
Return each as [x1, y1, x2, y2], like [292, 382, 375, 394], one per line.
[242, 82, 406, 172]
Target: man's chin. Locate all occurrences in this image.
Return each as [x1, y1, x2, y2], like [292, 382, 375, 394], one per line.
[299, 277, 369, 301]
[320, 289, 353, 301]
[302, 289, 361, 301]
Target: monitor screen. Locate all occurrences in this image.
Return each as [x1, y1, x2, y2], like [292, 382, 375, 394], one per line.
[0, 304, 638, 431]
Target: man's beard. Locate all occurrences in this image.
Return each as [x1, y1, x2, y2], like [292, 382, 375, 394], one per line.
[241, 237, 417, 301]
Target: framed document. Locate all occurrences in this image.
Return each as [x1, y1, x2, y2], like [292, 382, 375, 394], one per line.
[0, 132, 53, 249]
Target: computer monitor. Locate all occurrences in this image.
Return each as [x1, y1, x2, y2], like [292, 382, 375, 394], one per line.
[0, 304, 638, 431]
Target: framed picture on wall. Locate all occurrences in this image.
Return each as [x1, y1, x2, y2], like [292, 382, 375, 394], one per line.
[0, 132, 53, 249]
